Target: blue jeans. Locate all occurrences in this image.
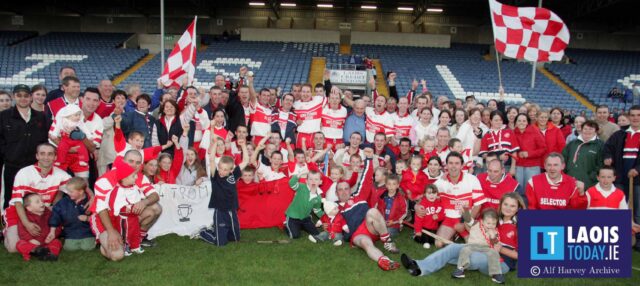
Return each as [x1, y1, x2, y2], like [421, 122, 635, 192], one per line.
[415, 243, 510, 276]
[515, 166, 540, 204]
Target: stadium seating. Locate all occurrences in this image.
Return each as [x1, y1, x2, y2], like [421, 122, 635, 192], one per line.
[0, 32, 147, 93]
[121, 40, 311, 94]
[350, 44, 587, 112]
[547, 48, 640, 111]
[0, 30, 37, 46]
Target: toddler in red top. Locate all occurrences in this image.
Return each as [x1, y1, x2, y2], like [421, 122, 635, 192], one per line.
[400, 156, 428, 201]
[413, 185, 444, 248]
[309, 201, 348, 246]
[16, 193, 62, 261]
[50, 104, 91, 176]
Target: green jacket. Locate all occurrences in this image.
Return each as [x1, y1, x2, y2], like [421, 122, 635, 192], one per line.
[285, 175, 324, 220]
[562, 136, 603, 189]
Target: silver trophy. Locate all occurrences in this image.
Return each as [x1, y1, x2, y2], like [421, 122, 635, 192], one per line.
[177, 204, 193, 222]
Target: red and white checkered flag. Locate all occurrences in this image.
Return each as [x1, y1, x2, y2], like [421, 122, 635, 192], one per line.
[159, 17, 197, 88]
[489, 0, 569, 62]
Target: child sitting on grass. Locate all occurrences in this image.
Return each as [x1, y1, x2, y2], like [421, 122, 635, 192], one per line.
[452, 208, 504, 284]
[309, 200, 347, 246]
[412, 184, 443, 249]
[49, 177, 95, 251]
[17, 193, 61, 261]
[284, 170, 324, 239]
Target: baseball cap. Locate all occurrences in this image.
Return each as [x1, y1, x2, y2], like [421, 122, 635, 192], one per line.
[12, 84, 31, 94]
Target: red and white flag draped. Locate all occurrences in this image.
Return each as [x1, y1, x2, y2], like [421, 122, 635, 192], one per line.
[159, 17, 197, 88]
[488, 0, 569, 62]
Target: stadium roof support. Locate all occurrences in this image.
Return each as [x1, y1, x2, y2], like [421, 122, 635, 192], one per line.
[412, 0, 428, 24]
[268, 0, 280, 20]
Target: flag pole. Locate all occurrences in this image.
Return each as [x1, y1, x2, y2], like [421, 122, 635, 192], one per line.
[531, 0, 543, 89]
[495, 48, 503, 89]
[160, 0, 165, 73]
[188, 16, 198, 86]
[488, 0, 503, 90]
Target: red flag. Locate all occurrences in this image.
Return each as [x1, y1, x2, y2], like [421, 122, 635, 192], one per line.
[159, 17, 197, 88]
[488, 0, 569, 62]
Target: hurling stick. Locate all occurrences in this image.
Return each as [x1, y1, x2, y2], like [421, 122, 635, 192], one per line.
[631, 176, 637, 247]
[403, 221, 455, 245]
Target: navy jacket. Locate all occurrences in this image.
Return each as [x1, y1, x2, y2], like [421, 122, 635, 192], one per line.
[121, 110, 156, 148]
[49, 195, 93, 239]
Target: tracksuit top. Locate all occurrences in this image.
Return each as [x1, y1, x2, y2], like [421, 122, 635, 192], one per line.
[286, 175, 324, 219]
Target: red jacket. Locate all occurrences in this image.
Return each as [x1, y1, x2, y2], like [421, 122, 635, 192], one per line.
[534, 122, 566, 161]
[155, 148, 184, 184]
[376, 191, 408, 229]
[18, 208, 56, 243]
[514, 125, 548, 167]
[400, 169, 429, 201]
[320, 213, 346, 239]
[558, 124, 572, 139]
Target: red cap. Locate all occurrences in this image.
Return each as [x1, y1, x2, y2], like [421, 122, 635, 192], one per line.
[113, 157, 136, 181]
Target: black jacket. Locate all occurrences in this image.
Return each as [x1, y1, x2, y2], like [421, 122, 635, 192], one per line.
[0, 107, 51, 167]
[603, 126, 640, 185]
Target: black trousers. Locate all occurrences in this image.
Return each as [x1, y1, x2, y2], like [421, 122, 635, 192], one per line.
[284, 216, 319, 239]
[3, 164, 25, 209]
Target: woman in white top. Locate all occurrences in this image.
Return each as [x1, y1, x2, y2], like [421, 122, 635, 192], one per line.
[427, 109, 452, 138]
[455, 108, 488, 158]
[176, 147, 208, 186]
[410, 107, 435, 146]
[450, 108, 467, 138]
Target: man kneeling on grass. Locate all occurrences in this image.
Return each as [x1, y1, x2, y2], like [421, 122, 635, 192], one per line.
[336, 148, 401, 271]
[198, 134, 249, 246]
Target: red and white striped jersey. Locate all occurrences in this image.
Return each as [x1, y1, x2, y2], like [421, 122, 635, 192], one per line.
[478, 128, 520, 157]
[243, 102, 253, 126]
[433, 172, 485, 219]
[250, 102, 273, 137]
[586, 184, 628, 210]
[100, 183, 142, 216]
[294, 96, 326, 134]
[321, 105, 347, 140]
[365, 107, 393, 142]
[93, 171, 154, 214]
[83, 112, 104, 148]
[9, 165, 71, 206]
[392, 112, 415, 139]
[623, 128, 640, 160]
[257, 162, 287, 182]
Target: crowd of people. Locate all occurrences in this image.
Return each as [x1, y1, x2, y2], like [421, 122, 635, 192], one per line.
[0, 65, 639, 284]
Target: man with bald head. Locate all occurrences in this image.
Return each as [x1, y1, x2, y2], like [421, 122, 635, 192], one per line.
[344, 99, 366, 145]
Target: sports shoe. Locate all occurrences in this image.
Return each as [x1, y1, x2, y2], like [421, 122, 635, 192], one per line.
[383, 240, 399, 254]
[377, 256, 400, 271]
[422, 243, 431, 249]
[42, 253, 59, 262]
[333, 240, 343, 246]
[140, 237, 156, 247]
[400, 253, 421, 276]
[308, 235, 319, 243]
[492, 274, 505, 284]
[124, 245, 133, 257]
[198, 228, 217, 245]
[31, 246, 50, 260]
[130, 247, 145, 254]
[452, 268, 465, 279]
